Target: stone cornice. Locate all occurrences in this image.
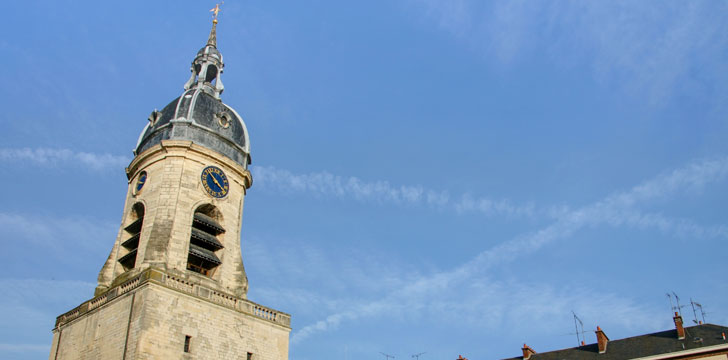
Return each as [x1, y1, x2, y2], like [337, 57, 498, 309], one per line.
[127, 140, 252, 190]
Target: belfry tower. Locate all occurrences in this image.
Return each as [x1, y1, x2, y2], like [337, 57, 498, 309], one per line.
[50, 12, 291, 360]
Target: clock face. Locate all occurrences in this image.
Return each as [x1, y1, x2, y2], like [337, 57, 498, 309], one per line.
[201, 166, 229, 198]
[134, 171, 147, 195]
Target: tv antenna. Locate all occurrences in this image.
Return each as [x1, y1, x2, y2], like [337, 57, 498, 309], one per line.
[666, 292, 686, 316]
[690, 298, 699, 324]
[690, 299, 707, 324]
[380, 352, 395, 360]
[572, 311, 588, 346]
[412, 352, 426, 360]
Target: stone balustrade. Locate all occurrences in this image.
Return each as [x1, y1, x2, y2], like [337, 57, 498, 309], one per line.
[56, 267, 291, 328]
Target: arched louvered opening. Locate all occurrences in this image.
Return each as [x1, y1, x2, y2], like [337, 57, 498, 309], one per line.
[186, 204, 225, 277]
[118, 203, 144, 271]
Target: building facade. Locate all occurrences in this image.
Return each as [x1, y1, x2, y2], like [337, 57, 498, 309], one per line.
[49, 17, 291, 360]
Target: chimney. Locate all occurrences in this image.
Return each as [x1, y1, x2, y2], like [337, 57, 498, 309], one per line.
[674, 312, 686, 339]
[595, 326, 609, 354]
[522, 344, 536, 360]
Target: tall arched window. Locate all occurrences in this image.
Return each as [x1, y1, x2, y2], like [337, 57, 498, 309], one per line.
[187, 205, 225, 277]
[118, 203, 144, 271]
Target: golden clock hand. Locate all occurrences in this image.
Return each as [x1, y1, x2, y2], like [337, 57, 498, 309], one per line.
[211, 175, 224, 190]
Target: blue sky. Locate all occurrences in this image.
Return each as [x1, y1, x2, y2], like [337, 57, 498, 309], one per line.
[1, 1, 728, 359]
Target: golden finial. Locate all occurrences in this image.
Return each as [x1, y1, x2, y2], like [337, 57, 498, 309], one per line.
[210, 2, 223, 24]
[207, 2, 223, 46]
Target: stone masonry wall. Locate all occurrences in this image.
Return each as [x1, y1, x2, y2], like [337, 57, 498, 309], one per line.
[50, 292, 134, 359]
[132, 284, 289, 360]
[51, 279, 289, 360]
[97, 141, 252, 298]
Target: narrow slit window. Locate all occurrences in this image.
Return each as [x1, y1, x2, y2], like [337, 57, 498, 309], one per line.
[184, 335, 191, 353]
[247, 352, 253, 360]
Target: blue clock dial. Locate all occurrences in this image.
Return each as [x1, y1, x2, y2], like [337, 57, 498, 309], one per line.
[201, 166, 229, 198]
[134, 171, 147, 194]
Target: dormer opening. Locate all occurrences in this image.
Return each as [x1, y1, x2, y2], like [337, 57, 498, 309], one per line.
[118, 203, 144, 271]
[187, 204, 225, 277]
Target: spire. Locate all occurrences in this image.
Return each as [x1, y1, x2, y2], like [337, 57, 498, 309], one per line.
[183, 4, 225, 98]
[207, 19, 218, 48]
[207, 3, 221, 47]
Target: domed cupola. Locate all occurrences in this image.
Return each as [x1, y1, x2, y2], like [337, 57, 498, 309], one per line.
[134, 17, 251, 168]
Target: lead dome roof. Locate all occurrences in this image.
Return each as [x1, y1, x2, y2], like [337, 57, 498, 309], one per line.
[133, 19, 251, 168]
[135, 88, 250, 167]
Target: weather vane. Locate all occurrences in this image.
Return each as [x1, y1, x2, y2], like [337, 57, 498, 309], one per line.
[210, 2, 223, 23]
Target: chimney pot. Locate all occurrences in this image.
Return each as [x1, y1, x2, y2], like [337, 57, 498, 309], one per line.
[522, 344, 536, 360]
[595, 326, 609, 354]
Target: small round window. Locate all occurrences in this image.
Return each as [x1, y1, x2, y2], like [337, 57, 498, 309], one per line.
[217, 112, 231, 129]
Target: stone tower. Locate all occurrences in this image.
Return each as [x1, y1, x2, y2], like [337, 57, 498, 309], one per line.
[49, 16, 291, 360]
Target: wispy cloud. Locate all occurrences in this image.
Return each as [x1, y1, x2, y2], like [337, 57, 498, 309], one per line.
[408, 1, 728, 105]
[463, 157, 728, 272]
[290, 156, 728, 343]
[252, 165, 536, 218]
[455, 193, 536, 217]
[0, 278, 95, 356]
[606, 156, 728, 205]
[253, 165, 446, 205]
[0, 147, 130, 170]
[0, 213, 118, 253]
[289, 265, 665, 345]
[0, 278, 96, 306]
[246, 234, 415, 301]
[254, 156, 728, 221]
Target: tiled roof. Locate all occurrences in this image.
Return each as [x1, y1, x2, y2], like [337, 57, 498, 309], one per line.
[502, 324, 728, 360]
